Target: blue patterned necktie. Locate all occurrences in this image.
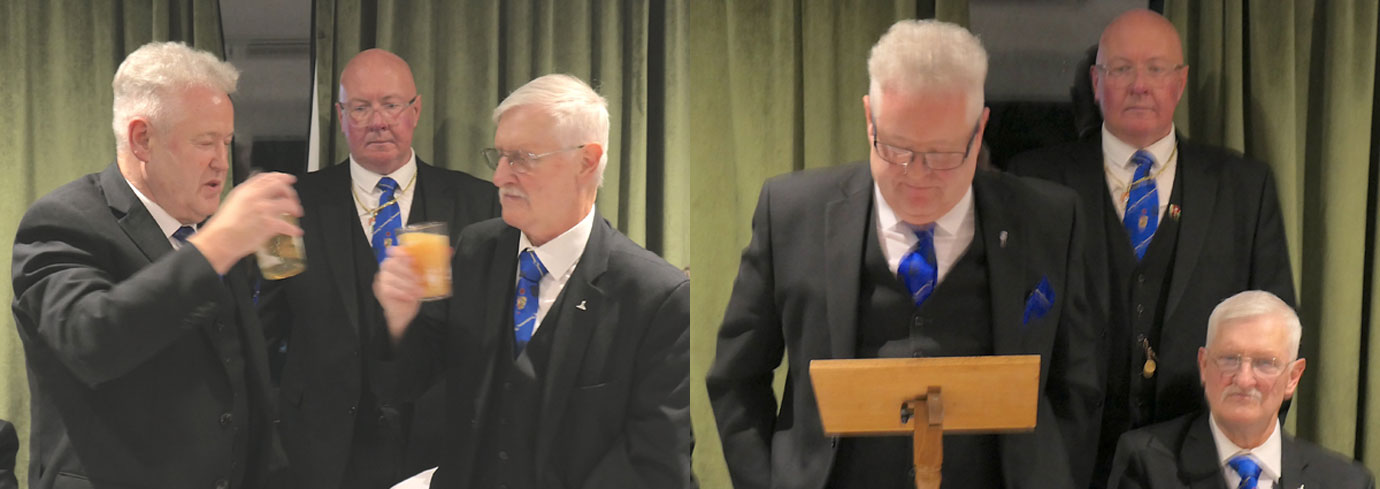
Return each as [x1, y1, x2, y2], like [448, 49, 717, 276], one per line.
[1123, 150, 1159, 260]
[513, 249, 549, 356]
[370, 177, 402, 264]
[1228, 454, 1261, 489]
[171, 225, 195, 246]
[898, 225, 938, 308]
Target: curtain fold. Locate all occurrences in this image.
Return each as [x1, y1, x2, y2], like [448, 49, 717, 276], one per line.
[1164, 0, 1380, 468]
[0, 1, 226, 485]
[684, 2, 961, 487]
[312, 0, 679, 264]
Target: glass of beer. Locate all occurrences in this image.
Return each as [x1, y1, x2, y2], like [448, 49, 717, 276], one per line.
[399, 222, 451, 301]
[256, 214, 307, 280]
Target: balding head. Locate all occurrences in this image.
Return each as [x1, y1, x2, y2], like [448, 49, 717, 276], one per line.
[1092, 9, 1188, 148]
[336, 49, 421, 174]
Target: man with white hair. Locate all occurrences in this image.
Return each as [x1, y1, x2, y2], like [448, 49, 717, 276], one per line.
[707, 19, 1102, 488]
[374, 73, 692, 488]
[1107, 291, 1372, 489]
[11, 41, 299, 488]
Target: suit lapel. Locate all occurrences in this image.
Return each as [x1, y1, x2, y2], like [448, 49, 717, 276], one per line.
[1280, 435, 1309, 489]
[972, 173, 1027, 354]
[100, 163, 174, 262]
[534, 214, 612, 470]
[1164, 141, 1218, 320]
[410, 160, 458, 239]
[1181, 414, 1230, 489]
[316, 162, 364, 334]
[824, 164, 870, 359]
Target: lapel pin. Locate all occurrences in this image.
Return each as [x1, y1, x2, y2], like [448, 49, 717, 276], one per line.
[576, 300, 587, 311]
[1168, 204, 1182, 221]
[999, 231, 1008, 248]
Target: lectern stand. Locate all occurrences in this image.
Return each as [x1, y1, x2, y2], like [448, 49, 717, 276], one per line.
[810, 355, 1040, 489]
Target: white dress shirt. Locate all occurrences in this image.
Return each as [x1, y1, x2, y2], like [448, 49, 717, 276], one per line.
[1209, 414, 1284, 489]
[127, 180, 195, 249]
[349, 150, 419, 240]
[515, 205, 596, 334]
[873, 184, 976, 284]
[1102, 125, 1178, 222]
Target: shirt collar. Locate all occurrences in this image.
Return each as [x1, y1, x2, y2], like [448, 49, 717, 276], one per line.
[874, 183, 974, 238]
[1101, 124, 1177, 171]
[1209, 413, 1283, 483]
[349, 150, 418, 195]
[125, 178, 191, 240]
[517, 205, 597, 279]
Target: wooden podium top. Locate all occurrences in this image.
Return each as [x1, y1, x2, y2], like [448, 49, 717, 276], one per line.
[809, 355, 1040, 436]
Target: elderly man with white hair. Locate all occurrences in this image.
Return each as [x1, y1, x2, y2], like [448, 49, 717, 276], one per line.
[374, 74, 692, 489]
[1108, 291, 1373, 489]
[706, 19, 1102, 489]
[11, 41, 300, 488]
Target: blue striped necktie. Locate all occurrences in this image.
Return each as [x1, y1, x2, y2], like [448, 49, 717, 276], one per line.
[172, 226, 195, 245]
[1123, 150, 1159, 260]
[1228, 454, 1261, 489]
[513, 249, 548, 356]
[898, 225, 938, 308]
[370, 177, 401, 264]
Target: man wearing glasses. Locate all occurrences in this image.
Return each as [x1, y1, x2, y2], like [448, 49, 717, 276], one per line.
[260, 48, 497, 489]
[1107, 291, 1371, 489]
[1010, 10, 1295, 486]
[374, 74, 692, 488]
[707, 19, 1101, 489]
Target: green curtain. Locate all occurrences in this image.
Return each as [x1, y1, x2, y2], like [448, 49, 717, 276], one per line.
[313, 0, 685, 266]
[0, 1, 226, 485]
[1164, 0, 1380, 469]
[683, 2, 964, 487]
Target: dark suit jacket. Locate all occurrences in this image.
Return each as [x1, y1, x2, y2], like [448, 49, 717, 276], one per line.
[11, 163, 284, 489]
[706, 162, 1103, 489]
[392, 214, 693, 488]
[0, 420, 16, 489]
[264, 158, 498, 489]
[1108, 412, 1374, 489]
[1009, 137, 1295, 481]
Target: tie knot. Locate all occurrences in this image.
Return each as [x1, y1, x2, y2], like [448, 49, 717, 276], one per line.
[172, 226, 195, 243]
[377, 176, 399, 194]
[518, 249, 548, 282]
[911, 224, 936, 244]
[1130, 150, 1155, 171]
[1228, 454, 1262, 483]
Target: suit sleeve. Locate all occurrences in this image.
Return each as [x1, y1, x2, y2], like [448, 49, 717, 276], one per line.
[1049, 191, 1107, 487]
[1248, 165, 1296, 306]
[580, 279, 694, 489]
[1105, 433, 1150, 489]
[704, 182, 786, 489]
[11, 204, 227, 387]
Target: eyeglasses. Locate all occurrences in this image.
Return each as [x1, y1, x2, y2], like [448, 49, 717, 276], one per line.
[1211, 353, 1286, 377]
[481, 145, 586, 175]
[870, 115, 980, 172]
[1094, 62, 1186, 83]
[338, 95, 419, 124]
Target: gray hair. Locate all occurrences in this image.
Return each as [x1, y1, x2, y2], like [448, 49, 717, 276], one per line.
[492, 74, 610, 187]
[867, 19, 988, 124]
[112, 42, 239, 153]
[1205, 290, 1303, 360]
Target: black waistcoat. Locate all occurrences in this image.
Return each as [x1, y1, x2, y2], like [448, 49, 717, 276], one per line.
[210, 277, 254, 488]
[828, 216, 1000, 489]
[471, 289, 564, 489]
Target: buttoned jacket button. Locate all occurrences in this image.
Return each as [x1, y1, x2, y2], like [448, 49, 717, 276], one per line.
[219, 413, 233, 426]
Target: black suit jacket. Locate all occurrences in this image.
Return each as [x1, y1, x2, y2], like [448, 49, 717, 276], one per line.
[392, 214, 693, 488]
[11, 163, 284, 489]
[264, 158, 497, 489]
[1009, 138, 1295, 480]
[1109, 412, 1374, 489]
[706, 162, 1103, 489]
[0, 420, 16, 489]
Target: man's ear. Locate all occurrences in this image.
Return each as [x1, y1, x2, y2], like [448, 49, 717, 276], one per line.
[129, 118, 154, 162]
[577, 143, 604, 180]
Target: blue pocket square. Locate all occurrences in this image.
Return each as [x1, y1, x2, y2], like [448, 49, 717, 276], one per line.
[1022, 277, 1056, 325]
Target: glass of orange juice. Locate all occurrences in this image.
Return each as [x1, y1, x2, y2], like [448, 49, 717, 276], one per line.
[398, 222, 451, 301]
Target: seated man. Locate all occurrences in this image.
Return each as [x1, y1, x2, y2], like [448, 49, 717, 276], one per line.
[1108, 291, 1373, 489]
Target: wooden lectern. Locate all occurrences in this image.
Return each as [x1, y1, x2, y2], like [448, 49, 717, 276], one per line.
[810, 355, 1040, 489]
